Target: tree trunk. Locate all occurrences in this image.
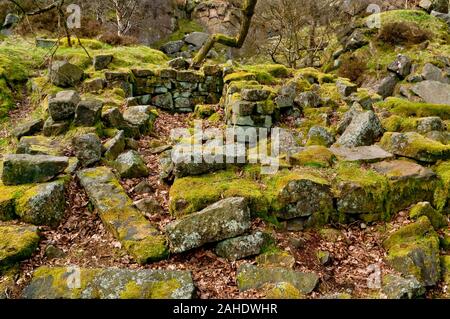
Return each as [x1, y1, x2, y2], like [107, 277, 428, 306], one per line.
[191, 0, 258, 68]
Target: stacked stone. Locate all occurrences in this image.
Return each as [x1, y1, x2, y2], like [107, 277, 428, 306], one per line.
[128, 65, 223, 113]
[224, 85, 275, 129]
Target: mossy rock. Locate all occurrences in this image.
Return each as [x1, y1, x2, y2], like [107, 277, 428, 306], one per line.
[0, 223, 40, 271]
[256, 251, 296, 269]
[22, 267, 194, 299]
[377, 98, 450, 120]
[435, 161, 450, 212]
[262, 282, 304, 299]
[290, 146, 336, 168]
[383, 216, 441, 286]
[410, 202, 447, 230]
[0, 184, 33, 221]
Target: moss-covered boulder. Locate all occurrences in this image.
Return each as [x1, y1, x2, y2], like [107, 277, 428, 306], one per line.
[22, 267, 194, 299]
[372, 160, 439, 214]
[47, 90, 81, 120]
[289, 146, 336, 168]
[77, 167, 168, 264]
[0, 223, 39, 270]
[215, 232, 273, 261]
[73, 133, 102, 168]
[306, 126, 336, 147]
[115, 150, 149, 179]
[262, 282, 304, 299]
[265, 169, 334, 222]
[409, 202, 447, 230]
[0, 184, 32, 221]
[236, 264, 319, 294]
[379, 132, 450, 163]
[256, 251, 296, 269]
[16, 179, 66, 227]
[49, 62, 84, 88]
[334, 163, 389, 221]
[166, 197, 251, 253]
[381, 274, 425, 299]
[123, 106, 157, 135]
[435, 161, 450, 212]
[330, 145, 394, 163]
[383, 216, 441, 286]
[103, 130, 125, 161]
[16, 136, 64, 156]
[441, 256, 450, 290]
[1, 154, 69, 186]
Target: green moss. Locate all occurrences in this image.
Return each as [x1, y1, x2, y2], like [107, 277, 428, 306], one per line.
[0, 224, 40, 270]
[153, 19, 203, 49]
[263, 282, 303, 299]
[377, 98, 450, 120]
[119, 278, 182, 299]
[207, 112, 221, 123]
[241, 64, 291, 84]
[382, 115, 418, 132]
[435, 161, 450, 211]
[409, 202, 447, 230]
[224, 71, 257, 84]
[194, 104, 216, 119]
[0, 184, 33, 221]
[123, 235, 169, 264]
[290, 146, 336, 168]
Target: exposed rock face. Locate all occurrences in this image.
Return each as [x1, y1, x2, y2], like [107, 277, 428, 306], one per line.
[77, 167, 168, 264]
[49, 61, 84, 88]
[411, 81, 450, 105]
[0, 224, 40, 269]
[383, 216, 441, 286]
[23, 267, 195, 299]
[1, 154, 69, 186]
[166, 197, 252, 253]
[192, 1, 241, 35]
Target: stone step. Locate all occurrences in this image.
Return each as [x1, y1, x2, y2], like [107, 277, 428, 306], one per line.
[77, 167, 168, 264]
[22, 267, 194, 299]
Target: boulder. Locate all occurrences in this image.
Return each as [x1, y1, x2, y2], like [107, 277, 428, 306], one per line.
[83, 78, 106, 92]
[74, 99, 103, 127]
[295, 91, 322, 108]
[123, 106, 156, 134]
[1, 154, 68, 186]
[383, 216, 441, 286]
[215, 232, 272, 261]
[421, 63, 449, 84]
[307, 126, 335, 147]
[165, 197, 252, 253]
[103, 130, 125, 160]
[43, 118, 70, 137]
[16, 136, 63, 156]
[425, 130, 450, 144]
[47, 90, 81, 121]
[375, 74, 399, 99]
[336, 111, 384, 148]
[379, 132, 450, 162]
[49, 61, 84, 88]
[416, 116, 446, 134]
[388, 55, 412, 78]
[409, 202, 447, 230]
[12, 119, 44, 139]
[23, 267, 194, 299]
[241, 88, 271, 102]
[184, 32, 209, 48]
[16, 180, 66, 227]
[330, 145, 394, 163]
[336, 80, 358, 97]
[168, 57, 190, 70]
[115, 150, 149, 178]
[411, 80, 450, 105]
[93, 54, 113, 71]
[160, 40, 184, 55]
[73, 133, 102, 167]
[382, 274, 425, 299]
[237, 264, 319, 294]
[0, 224, 39, 269]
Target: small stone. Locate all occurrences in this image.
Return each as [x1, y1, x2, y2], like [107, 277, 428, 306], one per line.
[382, 274, 425, 299]
[336, 80, 358, 97]
[241, 88, 271, 102]
[115, 150, 149, 178]
[160, 40, 184, 55]
[295, 91, 322, 108]
[409, 202, 447, 230]
[44, 245, 66, 259]
[83, 78, 105, 92]
[132, 181, 154, 194]
[336, 111, 384, 148]
[375, 74, 399, 98]
[184, 32, 209, 48]
[168, 57, 190, 70]
[316, 250, 331, 265]
[330, 145, 393, 162]
[388, 54, 412, 78]
[256, 252, 296, 269]
[307, 126, 335, 147]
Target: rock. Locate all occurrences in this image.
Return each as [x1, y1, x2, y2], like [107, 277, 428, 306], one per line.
[215, 232, 272, 261]
[115, 151, 149, 179]
[172, 151, 226, 178]
[431, 10, 450, 26]
[330, 145, 394, 163]
[276, 128, 303, 155]
[425, 130, 450, 144]
[336, 111, 384, 148]
[0, 224, 39, 269]
[416, 116, 446, 134]
[152, 93, 174, 110]
[13, 119, 44, 139]
[160, 40, 184, 55]
[295, 91, 322, 108]
[184, 32, 209, 48]
[134, 198, 162, 215]
[102, 107, 125, 128]
[93, 54, 113, 71]
[344, 29, 368, 51]
[388, 55, 412, 78]
[376, 74, 399, 99]
[16, 136, 63, 156]
[336, 102, 364, 134]
[83, 78, 106, 92]
[383, 216, 441, 286]
[241, 88, 271, 102]
[262, 282, 304, 299]
[73, 133, 102, 167]
[168, 57, 190, 70]
[166, 197, 251, 253]
[382, 274, 425, 299]
[409, 202, 447, 230]
[336, 80, 358, 97]
[317, 250, 331, 265]
[307, 126, 335, 147]
[103, 130, 125, 160]
[267, 171, 334, 221]
[23, 267, 194, 299]
[16, 179, 66, 227]
[43, 118, 70, 137]
[421, 63, 449, 84]
[372, 160, 438, 213]
[256, 252, 296, 269]
[48, 90, 81, 121]
[418, 0, 449, 12]
[132, 180, 153, 194]
[289, 146, 335, 168]
[2, 13, 19, 29]
[35, 38, 57, 49]
[78, 167, 168, 263]
[44, 245, 66, 259]
[379, 132, 450, 163]
[411, 80, 450, 105]
[1, 154, 69, 186]
[74, 99, 103, 127]
[49, 61, 84, 88]
[237, 264, 319, 294]
[123, 106, 156, 134]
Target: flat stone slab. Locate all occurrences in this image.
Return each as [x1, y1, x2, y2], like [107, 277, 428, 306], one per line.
[330, 145, 394, 162]
[372, 160, 436, 181]
[22, 267, 194, 299]
[236, 264, 319, 294]
[77, 167, 168, 264]
[0, 223, 40, 269]
[411, 80, 450, 105]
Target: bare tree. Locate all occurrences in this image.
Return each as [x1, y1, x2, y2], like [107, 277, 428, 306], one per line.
[192, 0, 258, 68]
[105, 0, 138, 37]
